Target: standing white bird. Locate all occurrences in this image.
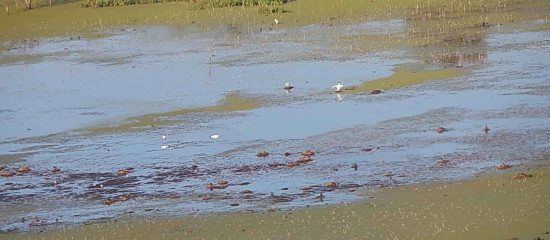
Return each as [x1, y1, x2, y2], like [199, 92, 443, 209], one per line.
[283, 82, 294, 90]
[274, 19, 279, 24]
[332, 82, 344, 92]
[162, 135, 167, 140]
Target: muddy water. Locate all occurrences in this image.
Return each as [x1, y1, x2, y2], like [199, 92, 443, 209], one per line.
[1, 18, 549, 233]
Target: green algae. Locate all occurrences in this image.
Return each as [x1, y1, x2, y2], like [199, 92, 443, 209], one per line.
[345, 67, 462, 93]
[8, 167, 548, 240]
[1, 0, 548, 43]
[0, 153, 31, 165]
[84, 92, 259, 135]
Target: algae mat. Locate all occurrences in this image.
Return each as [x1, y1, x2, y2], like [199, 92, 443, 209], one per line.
[8, 167, 549, 240]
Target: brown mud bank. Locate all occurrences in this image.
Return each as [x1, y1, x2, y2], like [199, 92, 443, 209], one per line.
[4, 167, 549, 240]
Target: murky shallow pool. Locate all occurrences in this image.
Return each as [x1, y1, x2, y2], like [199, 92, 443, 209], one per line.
[0, 18, 549, 232]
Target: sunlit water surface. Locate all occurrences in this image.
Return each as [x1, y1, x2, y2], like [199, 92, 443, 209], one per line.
[0, 19, 549, 232]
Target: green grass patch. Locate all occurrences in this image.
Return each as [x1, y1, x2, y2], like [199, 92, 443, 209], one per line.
[81, 0, 191, 8]
[83, 92, 259, 135]
[197, 0, 291, 9]
[339, 66, 462, 94]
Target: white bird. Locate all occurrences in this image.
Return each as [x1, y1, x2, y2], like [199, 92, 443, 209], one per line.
[162, 135, 167, 140]
[210, 134, 220, 139]
[332, 82, 344, 92]
[283, 82, 294, 90]
[160, 145, 170, 150]
[274, 19, 279, 24]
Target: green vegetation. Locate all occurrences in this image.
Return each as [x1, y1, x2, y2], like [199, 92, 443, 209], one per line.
[80, 0, 294, 9]
[258, 5, 288, 13]
[197, 0, 292, 9]
[81, 0, 191, 8]
[84, 93, 259, 135]
[344, 67, 462, 94]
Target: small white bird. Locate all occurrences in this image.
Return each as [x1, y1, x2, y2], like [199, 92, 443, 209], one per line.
[162, 135, 167, 140]
[274, 19, 279, 24]
[283, 82, 294, 90]
[210, 134, 220, 139]
[332, 82, 344, 92]
[160, 145, 170, 150]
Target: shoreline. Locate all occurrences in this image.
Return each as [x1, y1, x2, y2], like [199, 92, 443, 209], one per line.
[4, 164, 549, 239]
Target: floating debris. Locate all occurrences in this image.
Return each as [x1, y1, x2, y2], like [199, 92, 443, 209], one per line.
[0, 171, 15, 177]
[512, 172, 532, 179]
[325, 181, 339, 187]
[437, 159, 450, 164]
[118, 196, 129, 202]
[286, 162, 299, 167]
[102, 198, 116, 205]
[16, 167, 30, 173]
[230, 203, 240, 206]
[217, 180, 229, 185]
[240, 190, 252, 194]
[301, 150, 315, 156]
[436, 127, 447, 133]
[496, 164, 513, 170]
[361, 148, 373, 152]
[370, 89, 382, 94]
[384, 173, 395, 177]
[117, 170, 128, 175]
[206, 183, 227, 189]
[268, 162, 280, 167]
[283, 152, 291, 156]
[297, 157, 312, 163]
[256, 151, 269, 157]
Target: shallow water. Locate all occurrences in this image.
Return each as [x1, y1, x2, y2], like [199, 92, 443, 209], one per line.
[1, 18, 549, 232]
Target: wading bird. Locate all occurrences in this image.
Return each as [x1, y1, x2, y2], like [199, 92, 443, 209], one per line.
[332, 82, 343, 92]
[283, 82, 294, 90]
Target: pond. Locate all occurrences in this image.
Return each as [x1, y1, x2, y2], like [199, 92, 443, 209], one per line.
[0, 18, 549, 232]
